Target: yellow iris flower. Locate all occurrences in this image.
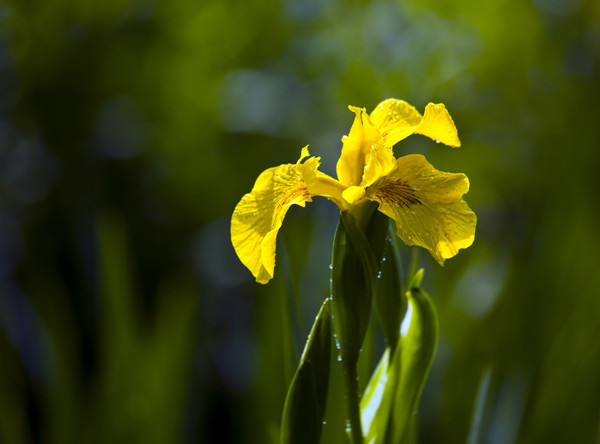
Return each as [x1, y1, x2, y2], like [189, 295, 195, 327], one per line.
[231, 99, 476, 284]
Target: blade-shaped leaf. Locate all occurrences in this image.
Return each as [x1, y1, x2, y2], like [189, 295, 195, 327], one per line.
[360, 348, 393, 444]
[281, 298, 332, 444]
[388, 287, 439, 443]
[373, 236, 406, 351]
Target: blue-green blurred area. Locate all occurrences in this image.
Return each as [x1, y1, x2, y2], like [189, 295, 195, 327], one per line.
[0, 0, 599, 442]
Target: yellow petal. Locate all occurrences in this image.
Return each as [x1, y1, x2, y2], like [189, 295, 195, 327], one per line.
[231, 157, 313, 284]
[369, 98, 423, 147]
[371, 154, 476, 264]
[413, 103, 461, 147]
[342, 185, 366, 205]
[297, 147, 346, 205]
[336, 106, 382, 187]
[311, 171, 347, 208]
[369, 99, 461, 148]
[361, 141, 397, 188]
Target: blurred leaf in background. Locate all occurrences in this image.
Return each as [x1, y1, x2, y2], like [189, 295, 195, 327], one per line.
[0, 0, 599, 443]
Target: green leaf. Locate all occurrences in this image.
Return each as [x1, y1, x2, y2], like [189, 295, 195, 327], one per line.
[387, 287, 439, 444]
[331, 201, 389, 362]
[330, 214, 371, 443]
[360, 228, 410, 444]
[331, 211, 373, 363]
[406, 268, 425, 290]
[373, 237, 407, 350]
[281, 298, 332, 444]
[360, 256, 438, 444]
[360, 347, 393, 444]
[330, 201, 391, 443]
[466, 367, 493, 444]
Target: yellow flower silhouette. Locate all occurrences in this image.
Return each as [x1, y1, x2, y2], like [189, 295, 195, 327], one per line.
[231, 99, 476, 284]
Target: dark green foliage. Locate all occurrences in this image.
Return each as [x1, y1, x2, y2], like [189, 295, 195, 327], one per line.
[1, 0, 599, 442]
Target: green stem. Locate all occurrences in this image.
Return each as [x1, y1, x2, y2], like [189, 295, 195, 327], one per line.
[341, 358, 363, 444]
[277, 244, 296, 383]
[330, 202, 388, 443]
[408, 247, 420, 282]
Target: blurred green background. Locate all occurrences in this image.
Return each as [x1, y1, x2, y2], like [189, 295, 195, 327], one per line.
[1, 0, 599, 442]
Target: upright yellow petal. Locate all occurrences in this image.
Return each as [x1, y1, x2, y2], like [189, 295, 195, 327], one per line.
[231, 156, 313, 284]
[370, 154, 476, 264]
[336, 106, 382, 187]
[369, 99, 461, 148]
[413, 103, 461, 147]
[369, 98, 423, 147]
[361, 141, 397, 189]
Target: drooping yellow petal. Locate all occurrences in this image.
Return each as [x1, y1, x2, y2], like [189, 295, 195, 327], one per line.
[369, 99, 461, 148]
[413, 103, 461, 147]
[231, 147, 346, 283]
[370, 154, 476, 264]
[231, 153, 315, 284]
